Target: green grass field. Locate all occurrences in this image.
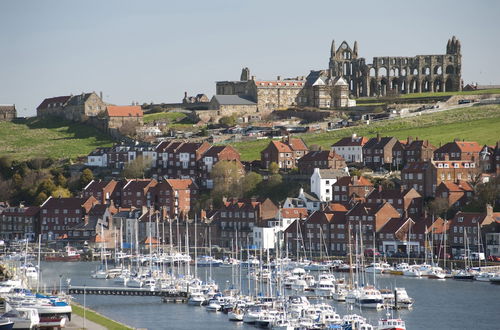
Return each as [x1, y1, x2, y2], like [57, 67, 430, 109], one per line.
[231, 104, 500, 161]
[143, 111, 187, 123]
[356, 88, 500, 103]
[0, 117, 114, 161]
[71, 303, 133, 330]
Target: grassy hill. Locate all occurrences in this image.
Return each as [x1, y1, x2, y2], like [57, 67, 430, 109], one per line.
[230, 104, 500, 161]
[0, 117, 114, 161]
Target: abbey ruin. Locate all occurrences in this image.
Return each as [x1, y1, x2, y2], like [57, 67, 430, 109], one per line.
[214, 37, 462, 114]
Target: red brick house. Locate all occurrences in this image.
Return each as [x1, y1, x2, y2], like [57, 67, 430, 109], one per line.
[435, 181, 474, 208]
[155, 179, 198, 219]
[331, 134, 368, 163]
[434, 141, 482, 164]
[82, 179, 119, 204]
[40, 196, 98, 241]
[362, 135, 399, 170]
[198, 145, 241, 188]
[155, 141, 211, 179]
[403, 138, 436, 163]
[297, 150, 347, 174]
[121, 179, 158, 208]
[365, 187, 423, 217]
[215, 198, 278, 248]
[0, 205, 40, 241]
[448, 205, 495, 256]
[332, 176, 374, 204]
[345, 202, 401, 245]
[261, 137, 308, 169]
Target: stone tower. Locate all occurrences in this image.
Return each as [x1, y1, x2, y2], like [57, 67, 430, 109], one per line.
[240, 67, 250, 81]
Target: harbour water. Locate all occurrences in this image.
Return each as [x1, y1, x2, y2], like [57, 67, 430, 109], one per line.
[41, 261, 500, 330]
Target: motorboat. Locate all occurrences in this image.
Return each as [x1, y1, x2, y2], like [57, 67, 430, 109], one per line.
[314, 279, 336, 297]
[428, 269, 446, 280]
[243, 305, 266, 324]
[380, 288, 413, 308]
[332, 284, 347, 302]
[365, 262, 392, 274]
[205, 298, 223, 312]
[403, 267, 422, 278]
[228, 306, 244, 321]
[453, 270, 475, 281]
[187, 292, 205, 306]
[356, 286, 384, 309]
[377, 317, 406, 330]
[474, 272, 495, 282]
[0, 320, 14, 330]
[1, 308, 39, 329]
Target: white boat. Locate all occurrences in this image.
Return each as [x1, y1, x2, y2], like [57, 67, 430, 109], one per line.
[205, 298, 223, 312]
[403, 267, 422, 277]
[126, 277, 143, 288]
[243, 306, 265, 324]
[380, 288, 413, 308]
[475, 272, 495, 282]
[1, 308, 39, 329]
[365, 262, 391, 274]
[187, 292, 205, 306]
[356, 286, 384, 309]
[332, 285, 347, 301]
[228, 307, 244, 321]
[377, 317, 406, 330]
[314, 279, 336, 297]
[0, 320, 14, 330]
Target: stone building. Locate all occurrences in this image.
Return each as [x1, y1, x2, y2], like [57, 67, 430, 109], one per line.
[37, 92, 106, 122]
[328, 37, 462, 97]
[214, 37, 461, 110]
[0, 104, 16, 121]
[105, 105, 144, 130]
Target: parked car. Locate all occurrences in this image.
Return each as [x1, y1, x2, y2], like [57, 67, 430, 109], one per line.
[364, 249, 380, 257]
[458, 99, 472, 104]
[487, 255, 500, 262]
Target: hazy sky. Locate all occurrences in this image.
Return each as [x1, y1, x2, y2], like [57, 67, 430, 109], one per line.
[1, 0, 499, 117]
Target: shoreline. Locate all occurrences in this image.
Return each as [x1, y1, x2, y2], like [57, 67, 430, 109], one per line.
[68, 302, 135, 330]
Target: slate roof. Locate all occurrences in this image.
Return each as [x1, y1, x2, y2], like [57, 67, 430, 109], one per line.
[299, 150, 343, 162]
[37, 96, 72, 110]
[213, 95, 256, 105]
[332, 136, 368, 147]
[317, 169, 347, 179]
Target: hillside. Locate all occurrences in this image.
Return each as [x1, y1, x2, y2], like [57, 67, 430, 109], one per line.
[0, 117, 114, 161]
[230, 104, 500, 161]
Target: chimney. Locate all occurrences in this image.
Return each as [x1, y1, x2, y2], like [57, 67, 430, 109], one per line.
[352, 133, 357, 141]
[184, 91, 187, 98]
[486, 204, 493, 217]
[277, 76, 281, 81]
[251, 75, 256, 80]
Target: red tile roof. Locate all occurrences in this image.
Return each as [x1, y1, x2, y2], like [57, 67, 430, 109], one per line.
[288, 138, 308, 151]
[281, 208, 308, 219]
[271, 141, 293, 153]
[106, 105, 143, 117]
[165, 179, 195, 190]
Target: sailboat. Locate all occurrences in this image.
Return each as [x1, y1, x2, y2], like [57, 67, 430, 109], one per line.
[453, 229, 475, 280]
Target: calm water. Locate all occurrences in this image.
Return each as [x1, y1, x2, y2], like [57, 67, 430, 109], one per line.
[40, 261, 500, 330]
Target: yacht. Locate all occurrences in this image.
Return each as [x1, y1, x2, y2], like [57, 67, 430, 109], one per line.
[356, 286, 384, 309]
[0, 319, 14, 330]
[1, 308, 39, 329]
[314, 279, 336, 297]
[380, 288, 413, 308]
[187, 292, 206, 306]
[365, 262, 392, 274]
[453, 270, 475, 281]
[474, 272, 495, 282]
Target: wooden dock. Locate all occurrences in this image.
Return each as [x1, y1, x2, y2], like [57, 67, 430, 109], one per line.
[68, 286, 188, 299]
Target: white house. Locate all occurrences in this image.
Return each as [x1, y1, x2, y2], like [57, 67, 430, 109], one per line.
[85, 148, 109, 167]
[331, 133, 367, 163]
[310, 168, 346, 202]
[253, 227, 278, 250]
[284, 188, 321, 213]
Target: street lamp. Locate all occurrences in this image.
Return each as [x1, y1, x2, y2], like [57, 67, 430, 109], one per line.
[83, 284, 86, 330]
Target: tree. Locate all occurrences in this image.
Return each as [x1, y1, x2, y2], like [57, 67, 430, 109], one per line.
[427, 197, 449, 218]
[80, 168, 94, 188]
[51, 186, 71, 198]
[119, 121, 139, 137]
[37, 178, 56, 196]
[242, 172, 263, 197]
[210, 161, 244, 199]
[35, 192, 48, 206]
[269, 162, 279, 175]
[122, 156, 151, 179]
[219, 115, 237, 127]
[55, 173, 67, 187]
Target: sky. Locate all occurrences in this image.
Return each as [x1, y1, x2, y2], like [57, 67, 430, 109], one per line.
[1, 0, 499, 117]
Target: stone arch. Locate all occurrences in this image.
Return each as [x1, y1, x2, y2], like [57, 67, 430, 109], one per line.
[412, 67, 418, 75]
[391, 78, 399, 93]
[343, 51, 351, 60]
[434, 65, 443, 75]
[445, 78, 454, 91]
[370, 78, 377, 96]
[401, 68, 407, 76]
[421, 79, 431, 92]
[394, 67, 400, 76]
[350, 80, 354, 91]
[401, 80, 407, 93]
[422, 67, 430, 75]
[343, 62, 349, 75]
[446, 65, 455, 74]
[380, 78, 388, 96]
[369, 67, 376, 77]
[379, 67, 388, 77]
[390, 68, 395, 76]
[410, 78, 418, 93]
[434, 79, 443, 92]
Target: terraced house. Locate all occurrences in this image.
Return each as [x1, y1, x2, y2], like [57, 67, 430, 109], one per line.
[261, 137, 308, 169]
